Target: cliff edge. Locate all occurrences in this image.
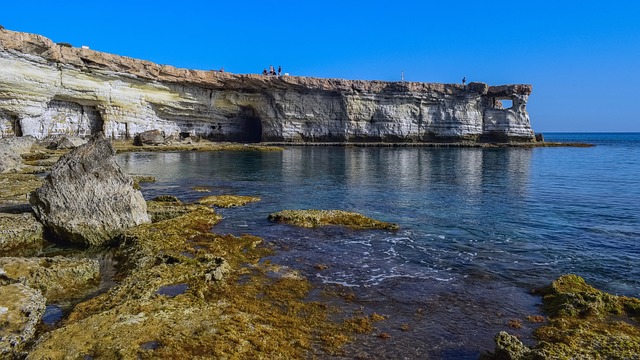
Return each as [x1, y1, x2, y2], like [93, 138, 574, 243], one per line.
[0, 28, 535, 143]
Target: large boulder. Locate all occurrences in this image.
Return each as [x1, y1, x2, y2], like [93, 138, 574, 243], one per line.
[29, 135, 150, 246]
[0, 283, 46, 357]
[44, 135, 87, 150]
[133, 130, 165, 146]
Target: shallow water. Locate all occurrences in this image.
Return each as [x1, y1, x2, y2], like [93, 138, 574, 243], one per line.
[117, 133, 640, 358]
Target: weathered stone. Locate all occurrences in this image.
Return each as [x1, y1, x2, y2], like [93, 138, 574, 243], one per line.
[0, 212, 43, 256]
[0, 151, 22, 173]
[29, 135, 150, 246]
[0, 256, 100, 302]
[0, 136, 36, 173]
[133, 130, 165, 146]
[44, 134, 86, 150]
[0, 29, 535, 143]
[0, 283, 46, 357]
[0, 136, 36, 155]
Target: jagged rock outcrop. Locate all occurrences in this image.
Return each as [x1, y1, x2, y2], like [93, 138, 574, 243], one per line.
[29, 135, 150, 246]
[0, 28, 535, 143]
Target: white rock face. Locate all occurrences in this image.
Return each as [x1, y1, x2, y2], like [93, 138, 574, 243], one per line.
[0, 29, 535, 142]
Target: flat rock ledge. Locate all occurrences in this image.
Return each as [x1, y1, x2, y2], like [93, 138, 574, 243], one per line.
[29, 135, 150, 246]
[267, 209, 399, 230]
[0, 257, 100, 303]
[0, 212, 43, 256]
[196, 195, 261, 208]
[0, 283, 46, 358]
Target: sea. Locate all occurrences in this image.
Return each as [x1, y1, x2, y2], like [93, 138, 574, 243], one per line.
[117, 133, 640, 359]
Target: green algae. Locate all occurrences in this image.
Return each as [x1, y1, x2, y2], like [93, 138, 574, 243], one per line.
[197, 195, 261, 208]
[268, 209, 400, 230]
[29, 206, 372, 358]
[482, 274, 640, 359]
[112, 140, 284, 153]
[132, 175, 156, 190]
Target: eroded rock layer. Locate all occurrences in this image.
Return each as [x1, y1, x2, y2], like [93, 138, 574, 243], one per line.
[0, 29, 535, 142]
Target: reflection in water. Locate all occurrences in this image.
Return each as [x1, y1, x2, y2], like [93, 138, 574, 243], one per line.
[116, 144, 640, 358]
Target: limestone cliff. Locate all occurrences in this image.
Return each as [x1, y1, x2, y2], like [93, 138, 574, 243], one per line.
[0, 29, 535, 143]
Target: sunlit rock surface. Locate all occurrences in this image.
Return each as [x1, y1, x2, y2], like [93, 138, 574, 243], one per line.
[29, 135, 150, 246]
[0, 29, 535, 143]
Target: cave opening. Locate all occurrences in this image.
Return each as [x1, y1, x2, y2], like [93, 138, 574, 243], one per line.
[234, 106, 262, 143]
[240, 116, 263, 143]
[11, 115, 23, 137]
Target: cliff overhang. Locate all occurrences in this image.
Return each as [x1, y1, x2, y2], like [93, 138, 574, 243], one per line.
[0, 28, 535, 143]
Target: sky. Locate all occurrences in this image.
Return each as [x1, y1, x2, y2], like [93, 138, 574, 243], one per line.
[2, 1, 639, 132]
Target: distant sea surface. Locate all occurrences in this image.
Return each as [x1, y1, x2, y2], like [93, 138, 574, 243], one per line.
[118, 133, 640, 359]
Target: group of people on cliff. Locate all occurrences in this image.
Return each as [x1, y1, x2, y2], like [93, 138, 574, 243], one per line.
[262, 65, 282, 76]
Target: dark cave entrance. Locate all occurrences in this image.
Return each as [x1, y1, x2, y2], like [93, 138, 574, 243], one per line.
[11, 115, 23, 137]
[234, 107, 262, 143]
[240, 116, 263, 143]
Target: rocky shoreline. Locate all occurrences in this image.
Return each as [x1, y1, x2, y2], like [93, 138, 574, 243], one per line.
[0, 136, 633, 359]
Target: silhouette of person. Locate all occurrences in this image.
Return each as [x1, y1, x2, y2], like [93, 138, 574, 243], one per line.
[278, 65, 282, 76]
[462, 77, 466, 85]
[263, 68, 268, 75]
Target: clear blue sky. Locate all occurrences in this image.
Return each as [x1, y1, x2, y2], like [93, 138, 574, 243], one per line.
[2, 1, 639, 132]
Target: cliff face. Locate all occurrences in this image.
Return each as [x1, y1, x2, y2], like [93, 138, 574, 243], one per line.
[0, 29, 535, 142]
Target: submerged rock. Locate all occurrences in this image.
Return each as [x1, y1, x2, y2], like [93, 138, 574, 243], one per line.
[29, 135, 150, 246]
[268, 209, 399, 230]
[0, 256, 100, 302]
[0, 212, 43, 256]
[196, 195, 261, 208]
[0, 283, 46, 358]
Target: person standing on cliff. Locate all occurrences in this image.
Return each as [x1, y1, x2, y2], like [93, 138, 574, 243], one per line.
[462, 77, 466, 85]
[278, 65, 282, 76]
[269, 65, 275, 76]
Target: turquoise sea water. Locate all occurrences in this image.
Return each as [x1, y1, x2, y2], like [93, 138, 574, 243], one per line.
[118, 133, 640, 359]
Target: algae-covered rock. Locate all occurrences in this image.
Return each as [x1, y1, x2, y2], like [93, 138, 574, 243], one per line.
[484, 274, 640, 359]
[146, 197, 206, 223]
[27, 207, 367, 358]
[29, 135, 150, 246]
[0, 212, 43, 256]
[197, 195, 261, 208]
[480, 332, 532, 360]
[0, 256, 100, 302]
[268, 209, 399, 230]
[0, 174, 42, 206]
[0, 283, 46, 358]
